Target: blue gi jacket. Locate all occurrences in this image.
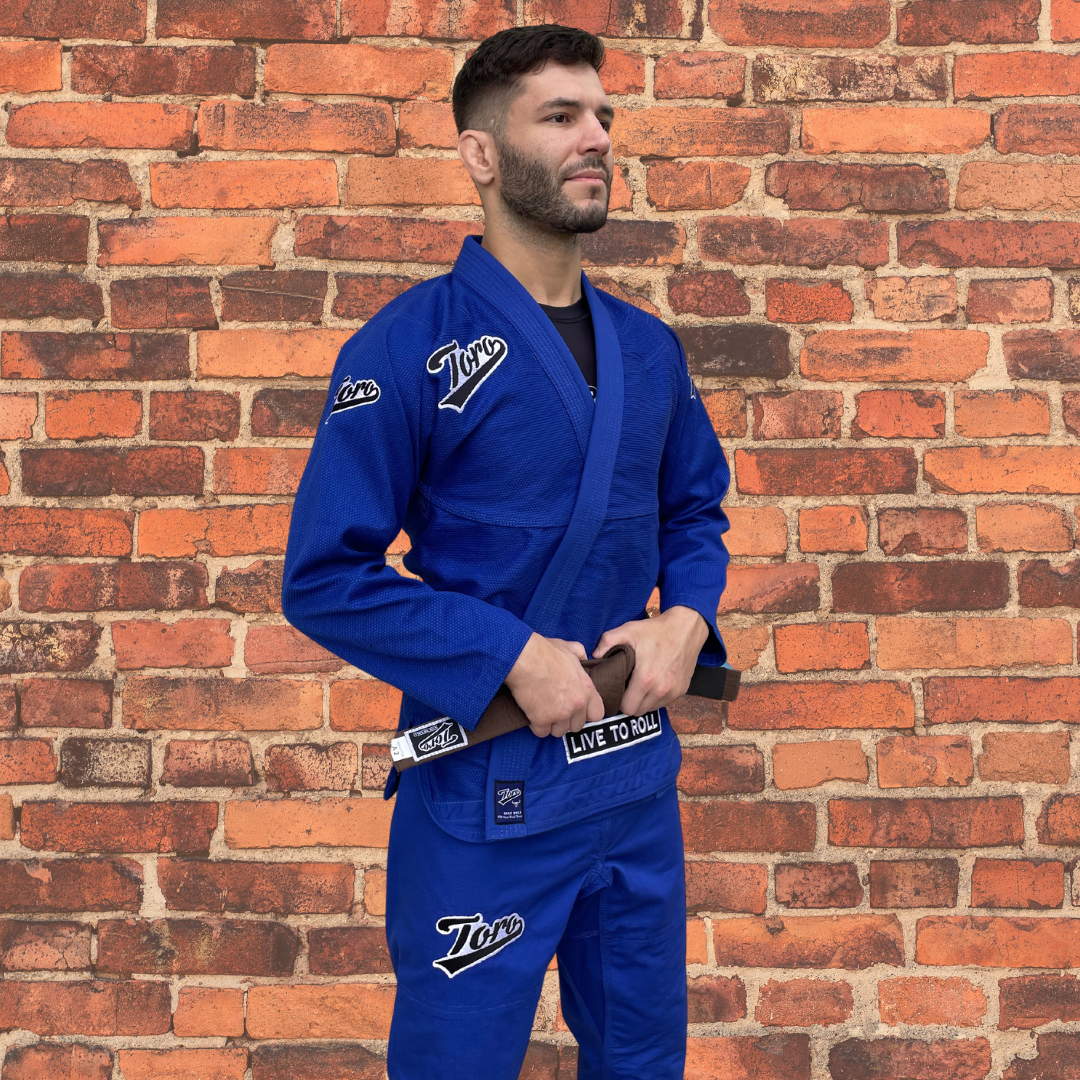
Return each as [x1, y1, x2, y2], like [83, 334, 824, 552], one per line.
[283, 236, 730, 841]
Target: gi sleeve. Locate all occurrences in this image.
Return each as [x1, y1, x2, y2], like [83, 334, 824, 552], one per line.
[655, 333, 731, 664]
[281, 323, 535, 729]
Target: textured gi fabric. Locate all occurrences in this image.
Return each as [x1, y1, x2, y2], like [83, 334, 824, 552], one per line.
[282, 236, 730, 840]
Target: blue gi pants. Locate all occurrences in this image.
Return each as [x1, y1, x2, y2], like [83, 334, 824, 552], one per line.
[385, 780, 688, 1079]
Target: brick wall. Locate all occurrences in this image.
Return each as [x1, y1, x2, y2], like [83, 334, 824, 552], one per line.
[1, 0, 1079, 1077]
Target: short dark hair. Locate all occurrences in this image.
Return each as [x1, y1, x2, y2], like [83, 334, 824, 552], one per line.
[452, 25, 605, 135]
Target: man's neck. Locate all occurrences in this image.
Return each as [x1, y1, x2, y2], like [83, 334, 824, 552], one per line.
[481, 208, 583, 307]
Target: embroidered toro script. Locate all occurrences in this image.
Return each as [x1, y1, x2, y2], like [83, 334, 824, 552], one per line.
[408, 716, 468, 762]
[432, 911, 525, 977]
[427, 335, 508, 412]
[327, 376, 380, 419]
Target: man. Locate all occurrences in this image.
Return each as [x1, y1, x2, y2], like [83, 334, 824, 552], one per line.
[282, 24, 730, 1079]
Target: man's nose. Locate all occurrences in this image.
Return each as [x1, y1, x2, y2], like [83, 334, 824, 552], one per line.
[577, 112, 612, 157]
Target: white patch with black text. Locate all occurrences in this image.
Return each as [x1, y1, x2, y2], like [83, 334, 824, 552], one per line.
[563, 710, 663, 764]
[407, 716, 468, 762]
[432, 911, 525, 978]
[327, 376, 380, 419]
[427, 335, 507, 412]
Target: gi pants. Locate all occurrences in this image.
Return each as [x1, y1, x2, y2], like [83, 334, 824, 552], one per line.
[385, 778, 687, 1080]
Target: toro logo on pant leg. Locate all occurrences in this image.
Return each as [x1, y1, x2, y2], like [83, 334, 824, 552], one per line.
[432, 911, 525, 977]
[427, 335, 507, 412]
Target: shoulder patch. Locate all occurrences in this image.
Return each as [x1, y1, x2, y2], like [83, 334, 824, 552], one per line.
[327, 376, 380, 420]
[427, 335, 507, 412]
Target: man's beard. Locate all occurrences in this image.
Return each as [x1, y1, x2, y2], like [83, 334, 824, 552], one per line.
[494, 136, 610, 235]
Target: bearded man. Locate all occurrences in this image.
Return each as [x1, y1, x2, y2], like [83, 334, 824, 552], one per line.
[283, 24, 730, 1079]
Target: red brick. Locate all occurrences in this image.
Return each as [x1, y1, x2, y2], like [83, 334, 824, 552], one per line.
[774, 623, 869, 673]
[11, 161, 138, 209]
[718, 563, 819, 614]
[798, 506, 868, 554]
[152, 161, 337, 210]
[686, 1035, 809, 1080]
[678, 325, 792, 378]
[72, 44, 254, 96]
[98, 217, 275, 268]
[1055, 0, 1080, 40]
[833, 562, 1008, 615]
[0, 979, 170, 1036]
[118, 1050, 248, 1080]
[979, 731, 1071, 784]
[972, 859, 1064, 910]
[21, 563, 208, 616]
[899, 0, 1038, 44]
[295, 215, 479, 264]
[851, 389, 945, 441]
[0, 215, 88, 263]
[687, 975, 747, 1023]
[879, 508, 967, 557]
[329, 680, 402, 732]
[214, 561, 284, 615]
[926, 447, 1080, 495]
[0, 0, 144, 37]
[533, 0, 685, 35]
[249, 1044, 390, 1080]
[7, 103, 193, 150]
[149, 390, 239, 442]
[877, 735, 974, 789]
[830, 797, 1023, 848]
[344, 0, 511, 36]
[0, 42, 61, 92]
[978, 504, 1071, 555]
[804, 107, 988, 154]
[0, 797, 12, 841]
[22, 446, 203, 498]
[753, 390, 842, 439]
[685, 862, 768, 914]
[754, 54, 946, 103]
[1, 1042, 113, 1080]
[682, 801, 815, 853]
[244, 625, 342, 674]
[775, 863, 862, 908]
[612, 107, 787, 158]
[959, 164, 1080, 213]
[21, 801, 217, 854]
[111, 277, 215, 329]
[900, 220, 1080, 268]
[0, 740, 57, 785]
[596, 48, 646, 95]
[957, 390, 1050, 439]
[725, 506, 786, 557]
[830, 1038, 991, 1080]
[174, 986, 245, 1038]
[347, 156, 477, 208]
[158, 0, 334, 39]
[44, 391, 141, 440]
[736, 448, 917, 495]
[756, 978, 852, 1025]
[397, 101, 456, 149]
[0, 686, 13, 730]
[917, 916, 1080, 968]
[124, 677, 321, 732]
[225, 798, 394, 850]
[957, 53, 1080, 100]
[713, 914, 903, 969]
[766, 279, 852, 324]
[729, 681, 914, 731]
[804, 330, 987, 383]
[1038, 793, 1080, 844]
[870, 859, 959, 908]
[0, 622, 102, 675]
[19, 680, 112, 730]
[307, 927, 392, 976]
[161, 740, 254, 788]
[864, 276, 957, 322]
[221, 271, 326, 324]
[999, 975, 1080, 1029]
[579, 221, 685, 268]
[699, 217, 887, 268]
[926, 675, 1080, 725]
[1004, 329, 1080, 380]
[332, 273, 419, 319]
[879, 977, 987, 1027]
[701, 389, 747, 438]
[214, 448, 309, 496]
[711, 0, 888, 46]
[265, 743, 357, 792]
[112, 619, 233, 671]
[2, 332, 187, 381]
[361, 745, 391, 792]
[0, 858, 141, 913]
[773, 741, 868, 789]
[678, 746, 765, 796]
[0, 393, 37, 441]
[667, 270, 749, 316]
[0, 507, 132, 557]
[98, 918, 297, 976]
[766, 162, 948, 213]
[647, 162, 750, 212]
[653, 52, 744, 100]
[139, 506, 291, 557]
[0, 920, 88, 971]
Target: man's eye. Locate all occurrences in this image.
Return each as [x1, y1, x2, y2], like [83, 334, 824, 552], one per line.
[547, 113, 569, 123]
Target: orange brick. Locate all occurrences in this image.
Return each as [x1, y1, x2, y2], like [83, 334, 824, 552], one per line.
[925, 447, 1080, 494]
[611, 107, 789, 158]
[654, 52, 745, 100]
[917, 915, 1080, 967]
[685, 1036, 810, 1080]
[198, 100, 395, 154]
[966, 277, 1054, 322]
[724, 506, 787, 557]
[955, 390, 1049, 438]
[225, 798, 393, 849]
[718, 626, 770, 672]
[397, 101, 457, 149]
[330, 680, 402, 732]
[118, 1049, 247, 1080]
[197, 330, 350, 378]
[363, 868, 386, 916]
[755, 978, 853, 1026]
[803, 107, 989, 154]
[687, 918, 708, 965]
[976, 503, 1071, 552]
[729, 681, 914, 731]
[712, 0, 890, 46]
[773, 741, 868, 790]
[804, 330, 987, 383]
[113, 619, 234, 670]
[978, 730, 1071, 784]
[702, 390, 746, 438]
[0, 738, 57, 785]
[719, 563, 819, 615]
[878, 977, 987, 1027]
[877, 735, 974, 788]
[44, 390, 141, 440]
[0, 42, 62, 93]
[798, 506, 869, 553]
[766, 279, 852, 324]
[864, 276, 958, 321]
[956, 51, 1080, 98]
[1054, 0, 1080, 40]
[245, 625, 343, 675]
[876, 616, 1073, 670]
[98, 217, 276, 267]
[600, 48, 646, 95]
[971, 858, 1065, 909]
[150, 161, 338, 209]
[852, 389, 945, 439]
[774, 623, 870, 674]
[173, 986, 245, 1037]
[214, 448, 310, 495]
[246, 984, 395, 1040]
[7, 103, 194, 150]
[138, 506, 292, 558]
[346, 156, 477, 207]
[0, 794, 13, 841]
[957, 163, 1080, 213]
[646, 161, 751, 210]
[264, 43, 453, 98]
[0, 393, 37, 440]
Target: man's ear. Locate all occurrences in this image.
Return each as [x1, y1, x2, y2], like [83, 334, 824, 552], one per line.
[458, 129, 498, 192]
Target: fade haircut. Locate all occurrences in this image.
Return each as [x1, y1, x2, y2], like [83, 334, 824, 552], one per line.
[452, 25, 605, 135]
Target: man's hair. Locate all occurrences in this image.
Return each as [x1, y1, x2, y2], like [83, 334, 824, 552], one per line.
[452, 25, 604, 135]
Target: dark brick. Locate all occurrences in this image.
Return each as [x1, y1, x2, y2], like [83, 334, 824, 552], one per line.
[0, 159, 139, 209]
[667, 270, 750, 317]
[111, 277, 216, 329]
[251, 389, 326, 437]
[753, 54, 947, 103]
[676, 325, 790, 378]
[1019, 559, 1080, 608]
[995, 105, 1080, 155]
[308, 927, 392, 974]
[678, 746, 765, 796]
[688, 975, 747, 1023]
[776, 863, 863, 909]
[685, 862, 768, 914]
[698, 217, 889, 268]
[898, 0, 1039, 44]
[71, 45, 256, 96]
[999, 975, 1080, 1029]
[682, 801, 816, 853]
[580, 220, 684, 267]
[0, 215, 89, 263]
[22, 447, 203, 498]
[736, 448, 917, 495]
[149, 390, 240, 442]
[214, 561, 284, 614]
[0, 858, 142, 912]
[899, 220, 1080, 269]
[0, 274, 103, 321]
[1037, 794, 1080, 845]
[19, 680, 113, 730]
[96, 917, 299, 976]
[878, 508, 968, 556]
[0, 920, 90, 972]
[251, 1045, 386, 1080]
[713, 0, 889, 46]
[1, 1042, 113, 1080]
[1003, 1034, 1080, 1080]
[0, 0, 146, 40]
[832, 562, 1009, 614]
[157, 0, 335, 41]
[20, 562, 208, 614]
[831, 1038, 992, 1080]
[60, 738, 151, 788]
[753, 390, 843, 439]
[0, 622, 101, 674]
[20, 801, 218, 854]
[1004, 329, 1080, 381]
[765, 162, 949, 213]
[332, 273, 419, 320]
[161, 740, 255, 788]
[870, 860, 959, 908]
[1, 332, 189, 381]
[221, 270, 327, 323]
[832, 798, 1024, 849]
[295, 215, 480, 263]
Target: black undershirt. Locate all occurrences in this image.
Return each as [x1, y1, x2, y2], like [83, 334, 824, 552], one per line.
[538, 294, 597, 398]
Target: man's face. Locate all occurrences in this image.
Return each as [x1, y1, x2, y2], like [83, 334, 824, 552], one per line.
[493, 62, 614, 235]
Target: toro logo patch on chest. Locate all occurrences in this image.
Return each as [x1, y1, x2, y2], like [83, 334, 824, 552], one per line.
[563, 710, 663, 764]
[427, 335, 507, 412]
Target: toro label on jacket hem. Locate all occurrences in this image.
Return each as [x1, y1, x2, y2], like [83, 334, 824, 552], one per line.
[563, 710, 662, 764]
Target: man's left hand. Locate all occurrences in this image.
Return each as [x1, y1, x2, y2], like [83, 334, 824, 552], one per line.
[593, 605, 710, 718]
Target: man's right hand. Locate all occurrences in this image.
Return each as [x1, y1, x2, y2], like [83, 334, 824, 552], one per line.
[504, 632, 605, 739]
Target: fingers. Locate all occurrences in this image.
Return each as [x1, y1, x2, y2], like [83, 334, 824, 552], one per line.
[551, 638, 589, 662]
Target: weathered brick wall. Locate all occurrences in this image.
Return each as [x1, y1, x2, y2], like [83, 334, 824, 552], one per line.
[1, 0, 1079, 1077]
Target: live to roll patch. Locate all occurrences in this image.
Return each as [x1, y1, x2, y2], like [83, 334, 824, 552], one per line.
[563, 710, 662, 764]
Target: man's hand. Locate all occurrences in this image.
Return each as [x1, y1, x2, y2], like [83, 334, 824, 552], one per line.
[593, 605, 709, 718]
[505, 633, 605, 739]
